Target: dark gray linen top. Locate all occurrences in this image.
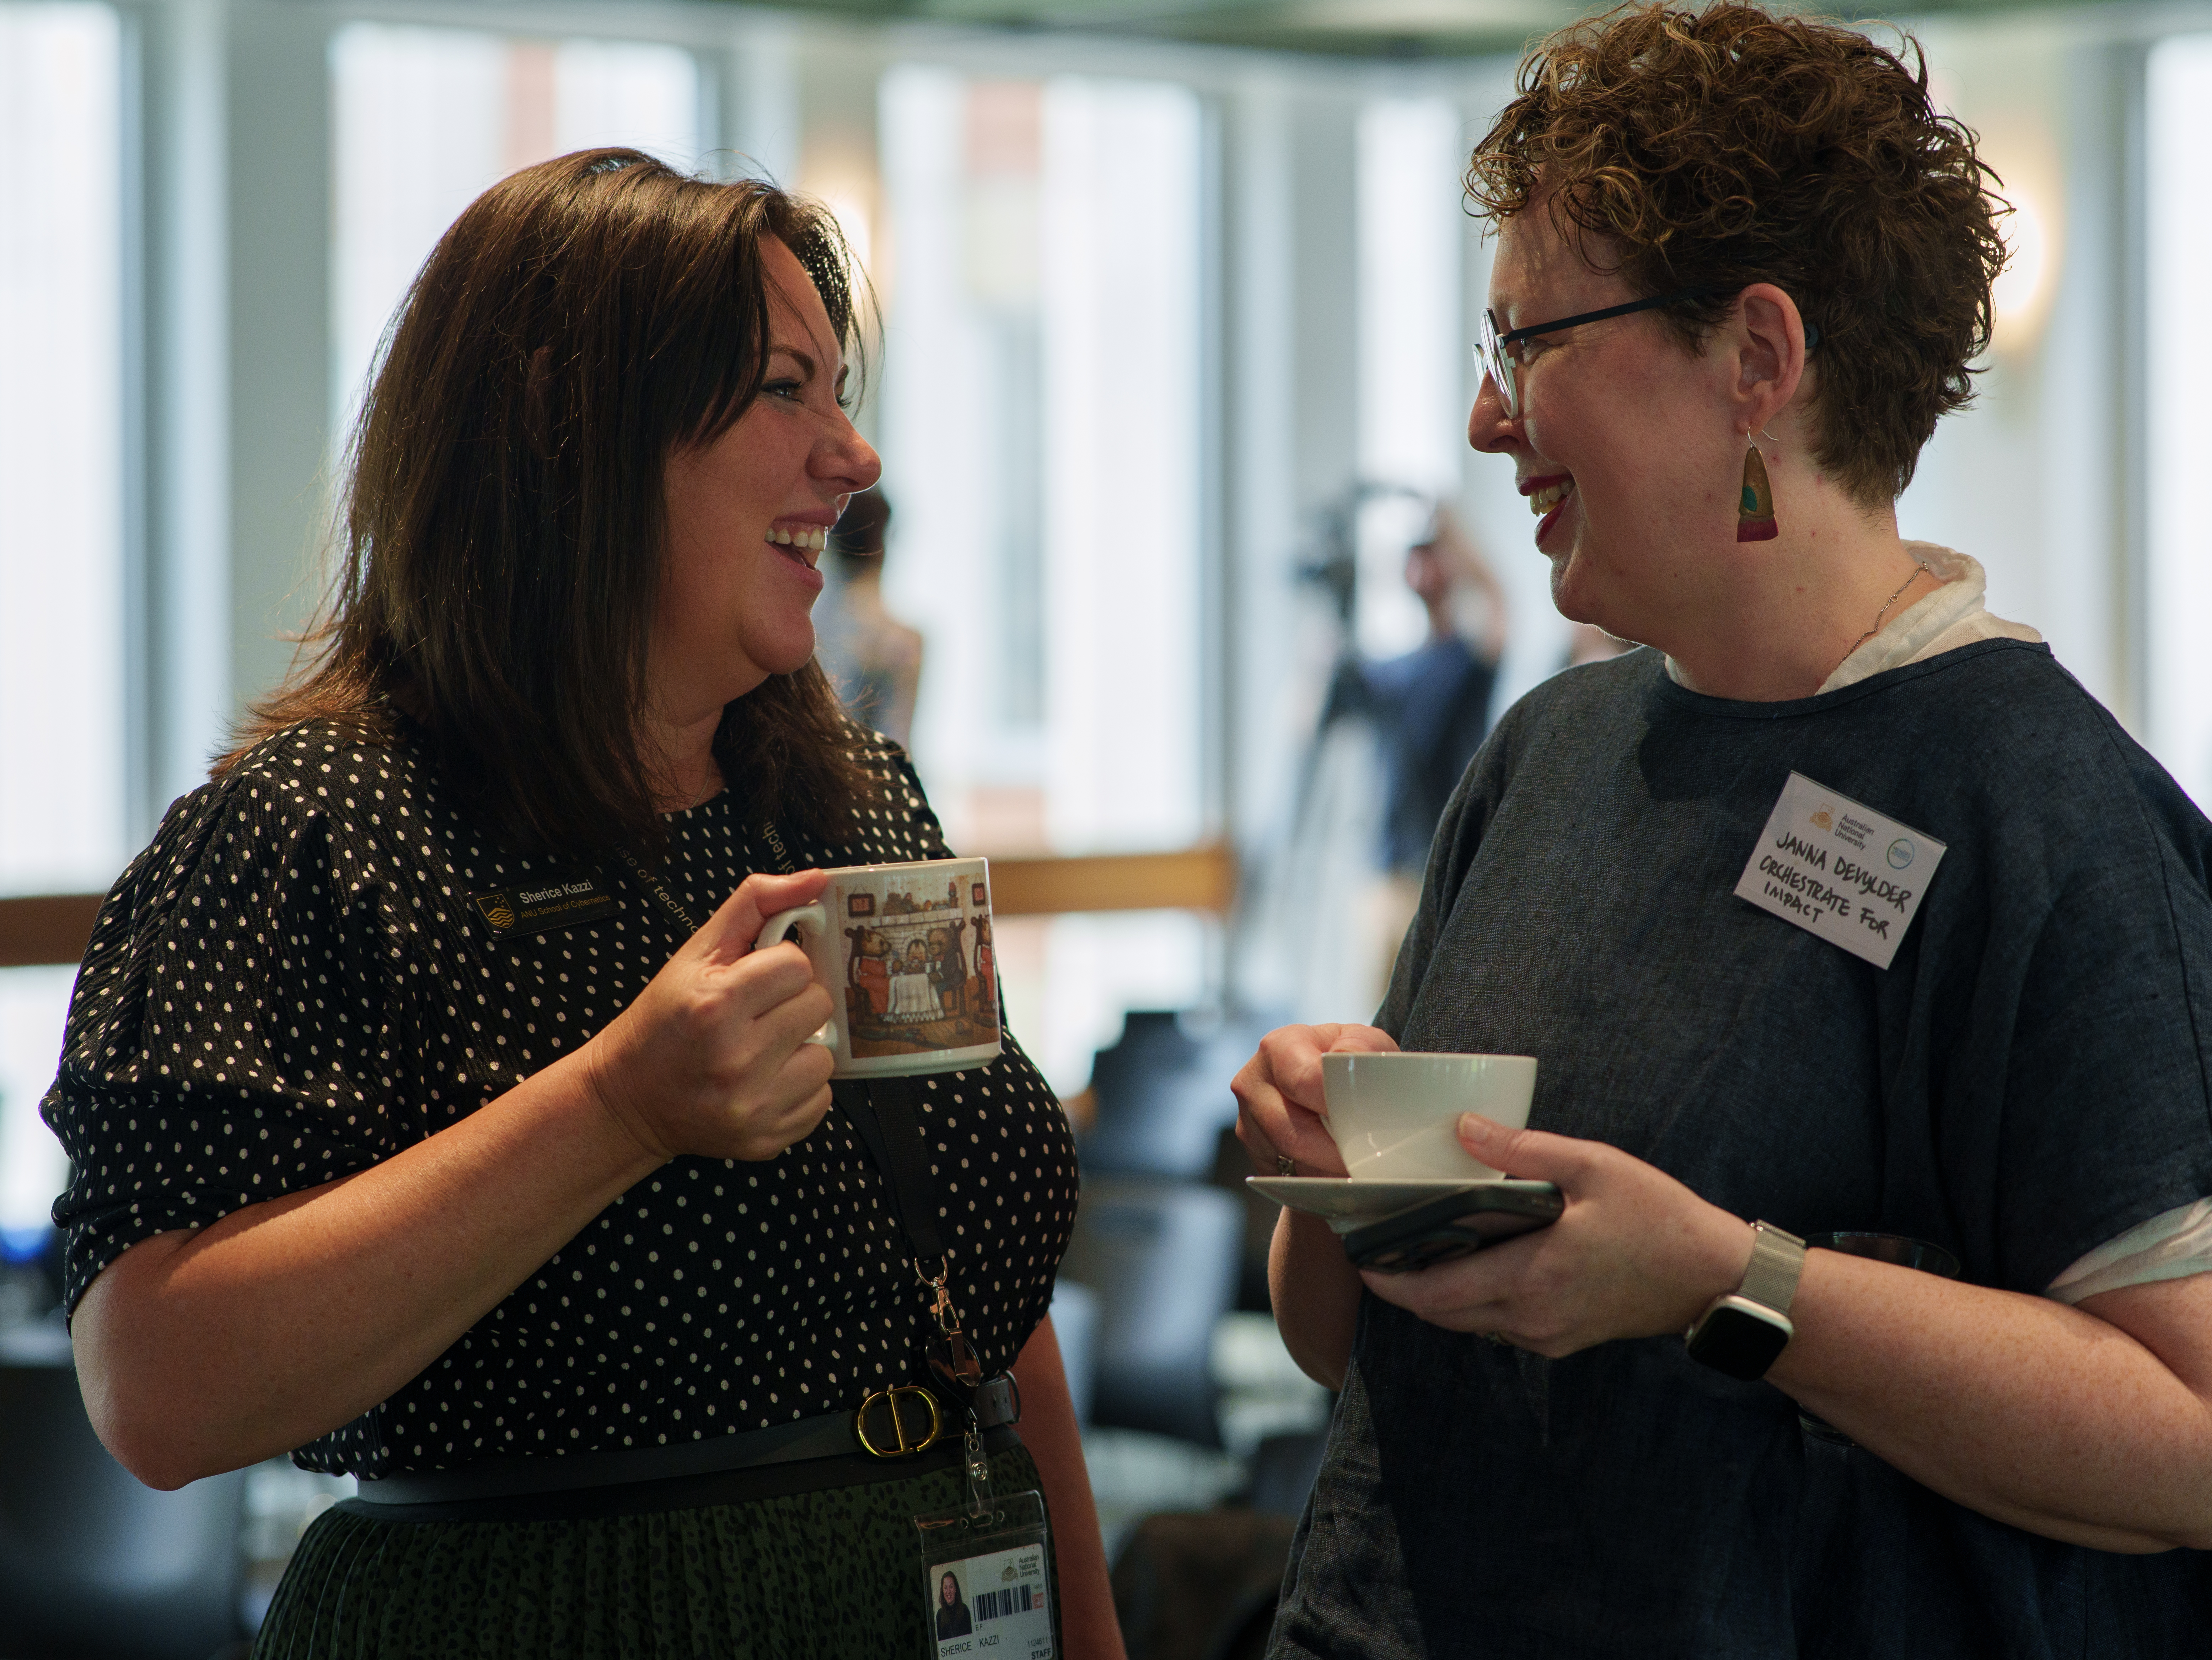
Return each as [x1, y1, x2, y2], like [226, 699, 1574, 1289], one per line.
[1271, 641, 2212, 1659]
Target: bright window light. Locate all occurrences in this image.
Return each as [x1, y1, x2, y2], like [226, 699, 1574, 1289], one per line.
[0, 0, 125, 1255]
[2146, 36, 2212, 808]
[1356, 96, 1466, 661]
[330, 23, 703, 429]
[878, 69, 1207, 1092]
[1038, 75, 1204, 859]
[0, 0, 125, 895]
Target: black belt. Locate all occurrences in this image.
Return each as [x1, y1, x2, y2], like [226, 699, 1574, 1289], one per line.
[351, 1378, 1021, 1524]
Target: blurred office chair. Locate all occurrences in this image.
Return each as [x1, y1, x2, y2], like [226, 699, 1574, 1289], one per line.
[1110, 1506, 1297, 1660]
[1080, 1011, 1266, 1182]
[1210, 1124, 1282, 1314]
[1058, 1177, 1241, 1446]
[1107, 1433, 1326, 1660]
[0, 1315, 248, 1659]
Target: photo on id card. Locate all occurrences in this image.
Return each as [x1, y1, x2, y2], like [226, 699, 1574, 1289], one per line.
[918, 1490, 1054, 1659]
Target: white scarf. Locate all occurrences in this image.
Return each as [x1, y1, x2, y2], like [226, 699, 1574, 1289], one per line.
[1660, 541, 2043, 692]
[1815, 541, 2042, 694]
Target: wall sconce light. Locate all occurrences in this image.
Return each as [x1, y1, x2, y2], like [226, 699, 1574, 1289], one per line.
[1991, 182, 2059, 356]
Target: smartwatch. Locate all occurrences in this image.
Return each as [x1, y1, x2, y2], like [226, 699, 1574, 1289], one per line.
[1685, 1220, 1806, 1381]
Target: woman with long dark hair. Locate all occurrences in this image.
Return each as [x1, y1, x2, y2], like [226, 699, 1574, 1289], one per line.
[47, 150, 1118, 1656]
[936, 1571, 975, 1640]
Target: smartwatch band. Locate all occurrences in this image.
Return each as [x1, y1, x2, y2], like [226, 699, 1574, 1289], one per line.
[1684, 1220, 1807, 1382]
[1739, 1220, 1808, 1316]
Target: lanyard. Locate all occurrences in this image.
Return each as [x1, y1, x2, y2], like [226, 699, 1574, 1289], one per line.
[615, 834, 982, 1409]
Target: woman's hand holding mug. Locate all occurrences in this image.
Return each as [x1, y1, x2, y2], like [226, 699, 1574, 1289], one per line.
[582, 870, 839, 1163]
[1232, 1023, 1401, 1177]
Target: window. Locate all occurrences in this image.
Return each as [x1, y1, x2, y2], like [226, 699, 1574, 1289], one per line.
[331, 23, 705, 426]
[1356, 95, 1467, 660]
[2146, 35, 2212, 808]
[878, 69, 1208, 1091]
[0, 0, 125, 1255]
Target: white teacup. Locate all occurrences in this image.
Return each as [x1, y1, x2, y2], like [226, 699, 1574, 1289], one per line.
[1320, 1052, 1538, 1180]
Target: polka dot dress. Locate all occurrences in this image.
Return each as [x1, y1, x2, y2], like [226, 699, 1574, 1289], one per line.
[44, 720, 1080, 1480]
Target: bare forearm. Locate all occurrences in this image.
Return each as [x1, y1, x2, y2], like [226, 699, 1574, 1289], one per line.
[1270, 1208, 1362, 1391]
[1011, 1317, 1125, 1659]
[1772, 1256, 2212, 1551]
[74, 1053, 664, 1487]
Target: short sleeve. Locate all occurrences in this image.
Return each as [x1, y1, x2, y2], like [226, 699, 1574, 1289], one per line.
[42, 767, 399, 1316]
[1971, 770, 2212, 1294]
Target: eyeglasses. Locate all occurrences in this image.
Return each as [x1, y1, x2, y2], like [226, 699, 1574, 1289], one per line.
[1476, 287, 1821, 419]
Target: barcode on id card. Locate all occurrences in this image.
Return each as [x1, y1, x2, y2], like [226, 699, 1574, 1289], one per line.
[975, 1584, 1037, 1622]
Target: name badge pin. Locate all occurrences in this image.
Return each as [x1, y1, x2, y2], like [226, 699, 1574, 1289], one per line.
[1733, 771, 1946, 970]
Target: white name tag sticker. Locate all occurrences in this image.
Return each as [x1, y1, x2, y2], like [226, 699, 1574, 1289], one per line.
[1734, 771, 1946, 970]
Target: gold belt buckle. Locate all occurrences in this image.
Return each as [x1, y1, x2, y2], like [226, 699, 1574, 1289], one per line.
[853, 1385, 944, 1458]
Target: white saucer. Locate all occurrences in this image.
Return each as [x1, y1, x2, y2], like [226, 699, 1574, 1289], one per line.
[1246, 1175, 1547, 1233]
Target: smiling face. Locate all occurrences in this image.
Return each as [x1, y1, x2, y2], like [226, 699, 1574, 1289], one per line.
[1469, 202, 1748, 646]
[655, 237, 882, 724]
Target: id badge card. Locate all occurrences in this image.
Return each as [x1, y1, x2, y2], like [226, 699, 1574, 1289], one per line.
[917, 1489, 1055, 1659]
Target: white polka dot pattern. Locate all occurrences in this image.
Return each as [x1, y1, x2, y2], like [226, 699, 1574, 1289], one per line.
[43, 721, 1080, 1479]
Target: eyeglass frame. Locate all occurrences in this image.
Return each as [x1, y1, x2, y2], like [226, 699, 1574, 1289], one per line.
[1476, 286, 1823, 419]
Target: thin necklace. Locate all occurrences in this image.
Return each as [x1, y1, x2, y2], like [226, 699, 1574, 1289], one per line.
[1839, 557, 1933, 668]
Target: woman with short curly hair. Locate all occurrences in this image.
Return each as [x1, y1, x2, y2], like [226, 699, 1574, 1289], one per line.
[1237, 5, 2212, 1654]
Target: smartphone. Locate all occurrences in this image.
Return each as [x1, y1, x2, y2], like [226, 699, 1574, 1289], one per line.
[1339, 1181, 1564, 1273]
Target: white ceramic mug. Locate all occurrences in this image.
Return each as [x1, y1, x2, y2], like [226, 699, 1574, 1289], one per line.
[1320, 1051, 1538, 1179]
[755, 858, 1003, 1078]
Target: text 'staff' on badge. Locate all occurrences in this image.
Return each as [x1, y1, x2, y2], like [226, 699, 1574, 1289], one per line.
[1733, 771, 1946, 970]
[470, 873, 620, 938]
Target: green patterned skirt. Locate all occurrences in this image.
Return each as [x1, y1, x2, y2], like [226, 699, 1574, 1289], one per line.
[254, 1443, 1055, 1660]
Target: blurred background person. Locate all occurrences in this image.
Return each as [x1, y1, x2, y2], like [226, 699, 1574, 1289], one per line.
[1362, 504, 1504, 911]
[1354, 503, 1508, 972]
[817, 489, 924, 748]
[1360, 504, 1507, 883]
[1259, 496, 1510, 1022]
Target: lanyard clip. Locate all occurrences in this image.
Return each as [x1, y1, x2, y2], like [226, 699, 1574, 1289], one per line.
[929, 1277, 962, 1338]
[918, 1257, 983, 1403]
[962, 1412, 993, 1516]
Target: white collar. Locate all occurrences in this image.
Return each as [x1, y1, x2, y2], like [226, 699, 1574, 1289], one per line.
[1661, 543, 2041, 695]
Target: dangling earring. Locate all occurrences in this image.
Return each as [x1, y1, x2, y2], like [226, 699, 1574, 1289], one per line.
[1737, 433, 1778, 543]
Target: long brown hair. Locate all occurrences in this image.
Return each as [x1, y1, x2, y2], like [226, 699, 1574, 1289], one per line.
[220, 149, 880, 857]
